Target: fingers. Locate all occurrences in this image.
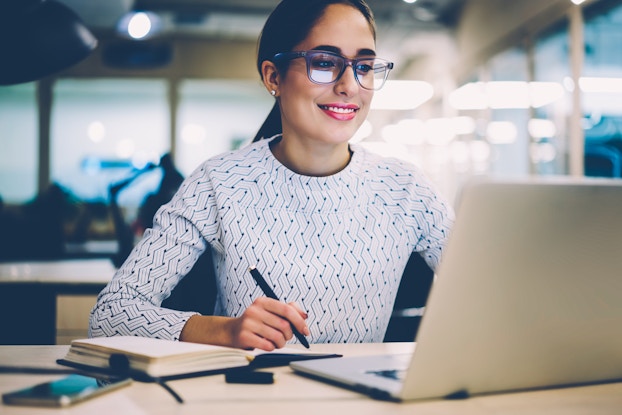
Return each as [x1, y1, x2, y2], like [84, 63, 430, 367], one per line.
[233, 298, 309, 351]
[288, 301, 311, 336]
[232, 317, 282, 351]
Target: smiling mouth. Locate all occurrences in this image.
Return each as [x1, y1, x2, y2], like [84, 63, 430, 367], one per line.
[318, 105, 358, 114]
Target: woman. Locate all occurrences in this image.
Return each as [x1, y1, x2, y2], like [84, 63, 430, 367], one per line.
[90, 0, 454, 351]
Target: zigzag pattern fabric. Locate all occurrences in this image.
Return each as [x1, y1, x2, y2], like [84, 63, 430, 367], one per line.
[90, 137, 454, 343]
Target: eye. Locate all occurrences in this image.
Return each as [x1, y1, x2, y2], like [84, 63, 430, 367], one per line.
[310, 54, 340, 70]
[355, 61, 374, 74]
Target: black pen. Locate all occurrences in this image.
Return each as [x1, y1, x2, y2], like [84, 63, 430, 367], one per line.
[248, 266, 310, 349]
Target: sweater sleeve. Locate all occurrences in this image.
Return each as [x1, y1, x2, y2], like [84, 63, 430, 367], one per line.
[89, 165, 218, 341]
[406, 173, 455, 271]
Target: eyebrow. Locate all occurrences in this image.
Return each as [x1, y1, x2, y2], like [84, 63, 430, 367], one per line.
[311, 45, 377, 57]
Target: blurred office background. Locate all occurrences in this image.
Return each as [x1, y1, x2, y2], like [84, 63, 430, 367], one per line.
[1, 0, 621, 260]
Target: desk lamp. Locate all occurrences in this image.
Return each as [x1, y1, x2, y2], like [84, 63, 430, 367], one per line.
[0, 0, 97, 85]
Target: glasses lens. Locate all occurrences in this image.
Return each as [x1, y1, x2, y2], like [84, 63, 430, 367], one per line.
[355, 59, 390, 90]
[304, 52, 392, 90]
[307, 52, 343, 84]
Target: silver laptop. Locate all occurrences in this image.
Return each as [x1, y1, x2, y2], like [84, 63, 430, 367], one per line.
[291, 177, 622, 401]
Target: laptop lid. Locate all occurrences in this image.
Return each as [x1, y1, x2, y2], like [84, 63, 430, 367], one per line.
[292, 177, 622, 401]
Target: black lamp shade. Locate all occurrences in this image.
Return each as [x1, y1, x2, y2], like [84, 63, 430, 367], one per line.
[0, 0, 98, 85]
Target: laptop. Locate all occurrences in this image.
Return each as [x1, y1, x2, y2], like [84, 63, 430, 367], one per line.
[290, 177, 622, 401]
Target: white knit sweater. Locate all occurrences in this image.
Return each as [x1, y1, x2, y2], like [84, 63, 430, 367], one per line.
[90, 137, 454, 343]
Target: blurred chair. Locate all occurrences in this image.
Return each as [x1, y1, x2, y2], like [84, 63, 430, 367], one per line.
[383, 253, 434, 342]
[160, 246, 217, 316]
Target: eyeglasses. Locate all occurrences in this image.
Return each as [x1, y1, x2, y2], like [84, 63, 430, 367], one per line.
[273, 50, 394, 91]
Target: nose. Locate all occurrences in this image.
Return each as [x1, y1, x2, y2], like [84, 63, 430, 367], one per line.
[334, 64, 359, 96]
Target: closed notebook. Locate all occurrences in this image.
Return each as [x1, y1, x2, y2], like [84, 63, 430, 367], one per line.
[57, 336, 340, 381]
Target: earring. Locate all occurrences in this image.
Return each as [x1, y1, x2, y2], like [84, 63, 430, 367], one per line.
[271, 90, 276, 96]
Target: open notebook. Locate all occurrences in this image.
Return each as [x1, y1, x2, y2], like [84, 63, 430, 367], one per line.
[57, 336, 340, 382]
[291, 177, 622, 401]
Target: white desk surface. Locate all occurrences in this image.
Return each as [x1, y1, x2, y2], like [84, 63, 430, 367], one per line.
[0, 259, 115, 284]
[1, 342, 621, 414]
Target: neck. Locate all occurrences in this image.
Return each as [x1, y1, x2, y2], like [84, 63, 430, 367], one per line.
[270, 136, 352, 177]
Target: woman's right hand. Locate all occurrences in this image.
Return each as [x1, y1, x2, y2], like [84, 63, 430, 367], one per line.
[179, 297, 309, 351]
[227, 297, 309, 350]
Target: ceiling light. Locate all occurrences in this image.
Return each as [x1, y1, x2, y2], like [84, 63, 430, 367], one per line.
[116, 139, 136, 158]
[87, 121, 106, 143]
[487, 121, 518, 144]
[181, 124, 207, 145]
[530, 142, 557, 163]
[381, 119, 426, 145]
[117, 11, 163, 40]
[452, 116, 477, 135]
[530, 82, 565, 107]
[470, 141, 492, 163]
[579, 77, 622, 93]
[448, 82, 488, 110]
[425, 118, 457, 146]
[449, 81, 565, 110]
[371, 80, 434, 110]
[486, 82, 530, 109]
[528, 119, 557, 139]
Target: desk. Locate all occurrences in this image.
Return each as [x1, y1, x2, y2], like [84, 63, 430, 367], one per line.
[0, 259, 115, 345]
[1, 343, 621, 414]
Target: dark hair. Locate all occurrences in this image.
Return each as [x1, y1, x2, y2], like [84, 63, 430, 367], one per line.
[252, 0, 377, 142]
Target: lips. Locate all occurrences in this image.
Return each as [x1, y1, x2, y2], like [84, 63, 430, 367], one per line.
[318, 103, 359, 120]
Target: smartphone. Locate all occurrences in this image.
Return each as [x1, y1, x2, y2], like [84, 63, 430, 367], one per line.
[2, 374, 132, 407]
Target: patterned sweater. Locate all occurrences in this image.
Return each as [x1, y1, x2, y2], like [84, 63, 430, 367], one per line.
[90, 137, 454, 343]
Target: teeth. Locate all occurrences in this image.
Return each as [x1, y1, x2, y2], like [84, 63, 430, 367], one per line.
[322, 105, 356, 113]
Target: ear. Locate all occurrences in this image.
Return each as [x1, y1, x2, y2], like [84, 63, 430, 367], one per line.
[261, 60, 280, 96]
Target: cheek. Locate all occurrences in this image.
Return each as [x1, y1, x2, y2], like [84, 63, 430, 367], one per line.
[280, 73, 317, 104]
[357, 91, 374, 118]
[361, 90, 374, 106]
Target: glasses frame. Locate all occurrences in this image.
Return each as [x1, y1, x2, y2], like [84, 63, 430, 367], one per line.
[272, 50, 394, 91]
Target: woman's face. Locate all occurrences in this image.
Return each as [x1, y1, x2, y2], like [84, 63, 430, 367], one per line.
[277, 4, 376, 148]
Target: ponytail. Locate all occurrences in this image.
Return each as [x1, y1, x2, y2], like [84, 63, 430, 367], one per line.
[253, 102, 282, 142]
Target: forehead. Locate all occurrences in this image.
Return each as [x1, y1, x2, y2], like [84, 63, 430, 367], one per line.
[296, 4, 376, 56]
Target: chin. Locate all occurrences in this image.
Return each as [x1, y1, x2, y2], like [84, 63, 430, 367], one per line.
[328, 125, 362, 143]
[324, 133, 356, 146]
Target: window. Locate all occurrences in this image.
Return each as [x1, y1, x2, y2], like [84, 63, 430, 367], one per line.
[0, 83, 38, 203]
[175, 79, 273, 176]
[51, 79, 169, 206]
